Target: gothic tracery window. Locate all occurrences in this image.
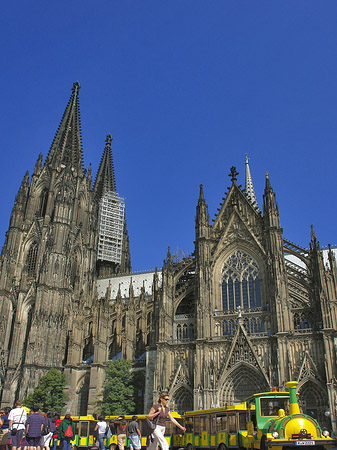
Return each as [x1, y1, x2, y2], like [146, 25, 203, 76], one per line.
[26, 242, 38, 277]
[222, 250, 262, 312]
[38, 188, 49, 218]
[294, 311, 313, 330]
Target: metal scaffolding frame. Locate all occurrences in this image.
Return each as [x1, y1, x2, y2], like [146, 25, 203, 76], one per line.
[97, 191, 125, 263]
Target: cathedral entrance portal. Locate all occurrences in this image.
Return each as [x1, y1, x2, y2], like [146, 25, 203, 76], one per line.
[299, 380, 330, 430]
[172, 386, 193, 414]
[220, 363, 269, 405]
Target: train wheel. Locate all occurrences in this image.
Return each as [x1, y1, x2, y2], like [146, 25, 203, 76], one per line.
[109, 445, 118, 450]
[186, 444, 194, 450]
[218, 443, 227, 450]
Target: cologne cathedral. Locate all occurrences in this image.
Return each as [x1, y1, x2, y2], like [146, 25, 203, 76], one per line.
[0, 83, 337, 431]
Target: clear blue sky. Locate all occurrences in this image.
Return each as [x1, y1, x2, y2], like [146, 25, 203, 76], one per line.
[1, 1, 337, 272]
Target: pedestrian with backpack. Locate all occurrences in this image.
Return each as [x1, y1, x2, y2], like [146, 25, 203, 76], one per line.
[58, 415, 75, 450]
[51, 414, 61, 450]
[8, 400, 27, 450]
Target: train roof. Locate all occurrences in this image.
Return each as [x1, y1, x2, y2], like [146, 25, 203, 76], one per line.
[184, 403, 249, 416]
[245, 391, 291, 401]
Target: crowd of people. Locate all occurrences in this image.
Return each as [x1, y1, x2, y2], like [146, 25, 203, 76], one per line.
[0, 393, 186, 450]
[0, 401, 72, 450]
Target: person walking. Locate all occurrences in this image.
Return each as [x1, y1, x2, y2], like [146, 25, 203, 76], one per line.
[127, 417, 141, 450]
[51, 414, 61, 450]
[25, 405, 45, 450]
[8, 400, 27, 450]
[147, 394, 185, 450]
[41, 412, 53, 450]
[58, 415, 75, 450]
[111, 416, 127, 450]
[94, 416, 108, 450]
[0, 407, 11, 450]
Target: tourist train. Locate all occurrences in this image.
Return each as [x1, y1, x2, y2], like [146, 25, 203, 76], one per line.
[60, 381, 336, 450]
[176, 381, 336, 450]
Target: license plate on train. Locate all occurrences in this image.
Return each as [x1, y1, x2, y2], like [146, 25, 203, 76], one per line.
[295, 441, 315, 446]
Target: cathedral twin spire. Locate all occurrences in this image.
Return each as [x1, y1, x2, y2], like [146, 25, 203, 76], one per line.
[46, 82, 83, 174]
[44, 82, 116, 201]
[94, 134, 117, 199]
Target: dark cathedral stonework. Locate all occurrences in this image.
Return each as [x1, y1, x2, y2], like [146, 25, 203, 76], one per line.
[0, 84, 337, 431]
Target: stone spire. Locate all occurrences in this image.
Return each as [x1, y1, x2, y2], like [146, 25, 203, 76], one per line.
[195, 184, 210, 239]
[245, 154, 258, 209]
[46, 82, 83, 173]
[263, 172, 280, 228]
[94, 134, 116, 199]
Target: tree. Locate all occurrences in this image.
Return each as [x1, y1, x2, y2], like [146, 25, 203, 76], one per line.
[99, 359, 135, 415]
[24, 369, 66, 412]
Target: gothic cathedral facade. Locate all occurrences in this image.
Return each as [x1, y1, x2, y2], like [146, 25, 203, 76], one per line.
[1, 84, 337, 431]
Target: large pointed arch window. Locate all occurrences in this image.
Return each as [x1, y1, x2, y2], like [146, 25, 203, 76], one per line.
[26, 242, 38, 277]
[221, 250, 262, 312]
[38, 188, 49, 218]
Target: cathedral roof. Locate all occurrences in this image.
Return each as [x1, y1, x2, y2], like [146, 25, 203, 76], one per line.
[284, 246, 337, 271]
[97, 270, 162, 300]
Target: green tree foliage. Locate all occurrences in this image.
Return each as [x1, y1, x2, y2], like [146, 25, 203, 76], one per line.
[24, 369, 66, 412]
[99, 359, 135, 415]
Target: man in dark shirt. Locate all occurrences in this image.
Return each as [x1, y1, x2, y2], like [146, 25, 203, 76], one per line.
[26, 405, 45, 450]
[127, 416, 141, 450]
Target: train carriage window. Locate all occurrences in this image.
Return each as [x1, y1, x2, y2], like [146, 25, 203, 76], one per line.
[250, 412, 257, 430]
[185, 418, 193, 433]
[139, 419, 145, 435]
[210, 414, 216, 434]
[165, 418, 183, 436]
[194, 416, 201, 435]
[200, 416, 206, 433]
[216, 414, 227, 432]
[89, 421, 97, 438]
[239, 412, 247, 430]
[79, 421, 89, 437]
[228, 414, 237, 433]
[205, 415, 210, 434]
[164, 419, 173, 436]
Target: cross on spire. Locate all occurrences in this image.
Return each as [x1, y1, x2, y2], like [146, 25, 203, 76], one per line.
[72, 81, 81, 93]
[229, 166, 239, 183]
[105, 134, 113, 146]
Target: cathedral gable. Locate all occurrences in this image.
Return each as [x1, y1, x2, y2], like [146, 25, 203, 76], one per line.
[212, 208, 265, 263]
[24, 219, 42, 247]
[213, 184, 262, 237]
[224, 323, 268, 378]
[298, 351, 320, 382]
[34, 164, 52, 191]
[170, 361, 192, 391]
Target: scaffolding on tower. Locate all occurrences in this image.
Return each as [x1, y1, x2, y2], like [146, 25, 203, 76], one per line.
[97, 191, 125, 264]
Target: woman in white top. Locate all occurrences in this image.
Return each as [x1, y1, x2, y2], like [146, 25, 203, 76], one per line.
[94, 416, 108, 450]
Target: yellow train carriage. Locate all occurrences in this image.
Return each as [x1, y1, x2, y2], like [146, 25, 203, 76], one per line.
[105, 413, 183, 450]
[180, 403, 251, 450]
[175, 381, 337, 450]
[62, 415, 97, 449]
[60, 412, 182, 450]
